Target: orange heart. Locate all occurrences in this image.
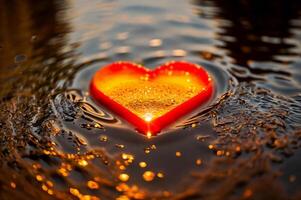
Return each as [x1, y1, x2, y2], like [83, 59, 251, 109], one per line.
[90, 61, 213, 136]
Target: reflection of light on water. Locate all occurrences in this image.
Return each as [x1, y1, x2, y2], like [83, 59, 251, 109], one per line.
[119, 173, 130, 182]
[175, 151, 182, 157]
[139, 162, 147, 168]
[143, 113, 154, 138]
[149, 38, 162, 47]
[172, 49, 187, 57]
[87, 180, 99, 190]
[147, 131, 152, 138]
[142, 171, 155, 182]
[143, 113, 153, 122]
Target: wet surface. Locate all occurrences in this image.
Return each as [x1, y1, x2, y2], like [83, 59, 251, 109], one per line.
[0, 0, 301, 199]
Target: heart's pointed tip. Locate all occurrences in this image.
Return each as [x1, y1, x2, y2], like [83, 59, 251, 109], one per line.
[146, 131, 152, 139]
[136, 122, 162, 137]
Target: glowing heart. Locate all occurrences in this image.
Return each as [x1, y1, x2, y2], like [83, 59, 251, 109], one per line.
[90, 61, 213, 136]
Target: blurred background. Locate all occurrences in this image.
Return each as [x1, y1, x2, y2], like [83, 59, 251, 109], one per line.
[0, 0, 301, 199]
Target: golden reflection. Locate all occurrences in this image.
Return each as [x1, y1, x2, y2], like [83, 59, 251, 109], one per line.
[175, 151, 182, 157]
[235, 146, 241, 152]
[172, 49, 187, 57]
[78, 159, 88, 167]
[149, 39, 162, 47]
[47, 189, 54, 195]
[196, 159, 202, 166]
[157, 172, 164, 178]
[70, 188, 100, 200]
[46, 181, 53, 188]
[146, 131, 152, 138]
[119, 173, 130, 182]
[87, 180, 99, 190]
[116, 144, 125, 149]
[36, 174, 43, 181]
[116, 183, 146, 199]
[10, 182, 16, 189]
[216, 150, 224, 156]
[119, 165, 126, 170]
[139, 162, 147, 168]
[142, 171, 155, 182]
[116, 195, 130, 200]
[70, 188, 80, 196]
[99, 135, 108, 142]
[122, 153, 134, 161]
[143, 113, 153, 122]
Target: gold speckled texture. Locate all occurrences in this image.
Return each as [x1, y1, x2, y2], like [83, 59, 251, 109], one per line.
[99, 74, 204, 120]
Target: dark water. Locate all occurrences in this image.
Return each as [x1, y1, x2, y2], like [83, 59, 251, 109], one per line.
[1, 0, 301, 199]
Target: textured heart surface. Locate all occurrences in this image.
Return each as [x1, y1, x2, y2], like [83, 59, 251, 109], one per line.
[90, 61, 213, 136]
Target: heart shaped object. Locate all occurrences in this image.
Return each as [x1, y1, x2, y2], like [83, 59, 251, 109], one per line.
[90, 61, 213, 136]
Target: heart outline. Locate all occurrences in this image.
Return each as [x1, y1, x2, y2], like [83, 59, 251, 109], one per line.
[90, 61, 213, 136]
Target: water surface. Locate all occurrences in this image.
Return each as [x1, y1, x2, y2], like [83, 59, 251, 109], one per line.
[0, 0, 301, 199]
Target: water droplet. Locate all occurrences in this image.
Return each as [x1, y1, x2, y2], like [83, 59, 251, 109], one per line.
[157, 172, 164, 178]
[116, 195, 130, 200]
[119, 165, 126, 170]
[94, 123, 103, 129]
[175, 151, 182, 157]
[99, 135, 108, 142]
[10, 182, 16, 189]
[70, 188, 80, 197]
[78, 159, 88, 167]
[235, 146, 241, 152]
[216, 150, 224, 156]
[47, 189, 54, 195]
[42, 184, 48, 191]
[142, 171, 155, 182]
[196, 159, 202, 166]
[121, 153, 134, 163]
[149, 39, 162, 47]
[116, 144, 125, 149]
[119, 173, 130, 182]
[36, 174, 43, 181]
[46, 181, 53, 187]
[87, 180, 99, 190]
[139, 162, 147, 168]
[172, 49, 186, 57]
